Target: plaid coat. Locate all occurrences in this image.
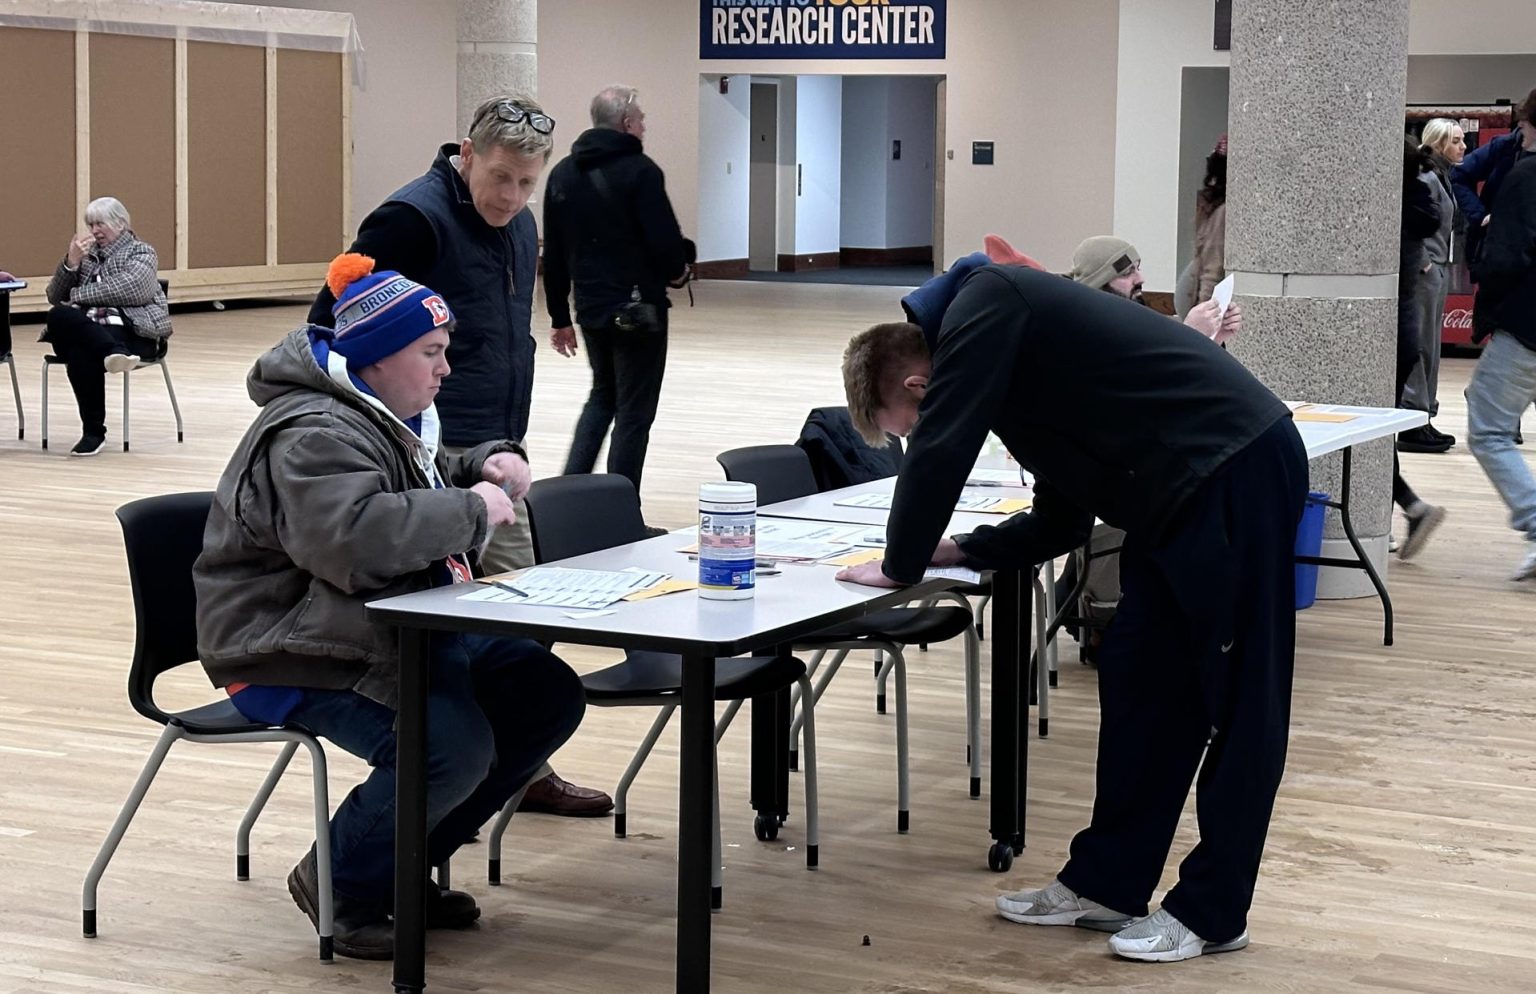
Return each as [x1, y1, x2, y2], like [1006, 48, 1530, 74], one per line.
[45, 231, 171, 339]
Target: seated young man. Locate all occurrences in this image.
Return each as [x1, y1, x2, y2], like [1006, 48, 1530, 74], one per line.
[194, 254, 586, 959]
[837, 257, 1306, 963]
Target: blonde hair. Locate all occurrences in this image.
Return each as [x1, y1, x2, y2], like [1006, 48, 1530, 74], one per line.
[842, 322, 930, 447]
[84, 196, 131, 231]
[1420, 118, 1461, 157]
[467, 94, 555, 161]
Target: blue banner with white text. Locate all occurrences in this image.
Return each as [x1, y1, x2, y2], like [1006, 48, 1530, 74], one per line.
[700, 0, 946, 60]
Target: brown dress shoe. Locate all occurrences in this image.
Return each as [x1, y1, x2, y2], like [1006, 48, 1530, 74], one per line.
[517, 771, 615, 817]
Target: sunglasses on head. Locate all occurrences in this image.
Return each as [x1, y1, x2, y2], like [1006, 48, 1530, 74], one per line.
[473, 100, 556, 136]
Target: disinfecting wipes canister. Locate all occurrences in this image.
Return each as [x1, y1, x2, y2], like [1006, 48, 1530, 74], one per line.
[698, 481, 756, 600]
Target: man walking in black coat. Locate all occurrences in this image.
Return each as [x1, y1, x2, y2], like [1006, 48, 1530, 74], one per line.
[838, 260, 1307, 963]
[543, 85, 695, 513]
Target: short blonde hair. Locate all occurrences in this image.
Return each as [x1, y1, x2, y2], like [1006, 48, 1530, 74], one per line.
[842, 322, 930, 447]
[84, 196, 131, 231]
[467, 94, 555, 162]
[1420, 118, 1461, 157]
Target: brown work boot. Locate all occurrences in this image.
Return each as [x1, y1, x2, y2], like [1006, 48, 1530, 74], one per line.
[287, 849, 394, 960]
[516, 771, 614, 817]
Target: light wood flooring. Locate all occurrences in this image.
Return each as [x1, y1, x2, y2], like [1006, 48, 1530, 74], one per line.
[2, 280, 1535, 993]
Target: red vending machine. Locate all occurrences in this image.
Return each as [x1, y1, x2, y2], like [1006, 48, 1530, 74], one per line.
[1406, 104, 1518, 350]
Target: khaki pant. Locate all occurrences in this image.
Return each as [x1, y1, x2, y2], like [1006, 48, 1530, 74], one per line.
[440, 444, 535, 573]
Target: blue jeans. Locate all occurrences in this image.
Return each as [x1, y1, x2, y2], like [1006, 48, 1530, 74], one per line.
[1466, 332, 1536, 541]
[286, 634, 585, 908]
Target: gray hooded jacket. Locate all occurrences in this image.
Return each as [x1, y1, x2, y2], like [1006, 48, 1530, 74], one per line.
[193, 327, 520, 709]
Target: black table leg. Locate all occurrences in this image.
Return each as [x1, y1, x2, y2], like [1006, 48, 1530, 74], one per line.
[1294, 445, 1395, 646]
[392, 627, 430, 994]
[677, 651, 716, 994]
[987, 568, 1029, 872]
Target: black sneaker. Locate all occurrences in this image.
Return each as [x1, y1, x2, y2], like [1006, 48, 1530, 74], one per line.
[1396, 427, 1452, 454]
[1400, 504, 1446, 560]
[1426, 424, 1457, 447]
[69, 434, 107, 457]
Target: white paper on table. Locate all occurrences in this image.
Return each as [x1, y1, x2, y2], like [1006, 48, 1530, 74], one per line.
[675, 519, 864, 561]
[925, 566, 983, 585]
[966, 468, 1027, 486]
[1211, 273, 1235, 319]
[460, 566, 669, 609]
[831, 491, 1010, 512]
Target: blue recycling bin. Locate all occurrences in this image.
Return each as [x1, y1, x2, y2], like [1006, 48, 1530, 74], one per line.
[1293, 491, 1330, 611]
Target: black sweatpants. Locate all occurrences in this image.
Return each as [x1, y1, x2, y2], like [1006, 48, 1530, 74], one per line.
[44, 304, 158, 436]
[563, 309, 668, 494]
[1056, 417, 1307, 943]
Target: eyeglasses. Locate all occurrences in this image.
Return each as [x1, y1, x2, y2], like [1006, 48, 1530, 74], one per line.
[473, 100, 556, 136]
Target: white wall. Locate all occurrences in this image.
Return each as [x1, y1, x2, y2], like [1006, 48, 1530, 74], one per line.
[1117, 0, 1536, 291]
[1406, 55, 1536, 104]
[267, 0, 457, 233]
[696, 75, 751, 263]
[792, 75, 843, 257]
[841, 77, 891, 248]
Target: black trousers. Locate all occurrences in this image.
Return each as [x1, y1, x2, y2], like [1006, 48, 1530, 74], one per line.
[44, 304, 158, 436]
[562, 310, 668, 494]
[1393, 289, 1421, 509]
[1057, 418, 1307, 943]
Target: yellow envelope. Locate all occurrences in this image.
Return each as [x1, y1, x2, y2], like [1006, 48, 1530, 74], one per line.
[1292, 411, 1358, 423]
[822, 548, 885, 568]
[478, 569, 526, 584]
[977, 497, 1032, 514]
[623, 579, 700, 601]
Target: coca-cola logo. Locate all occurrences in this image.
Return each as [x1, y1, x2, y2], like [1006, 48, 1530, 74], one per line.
[1444, 308, 1473, 330]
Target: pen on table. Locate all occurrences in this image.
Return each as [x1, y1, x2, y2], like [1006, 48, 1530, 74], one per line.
[491, 579, 530, 597]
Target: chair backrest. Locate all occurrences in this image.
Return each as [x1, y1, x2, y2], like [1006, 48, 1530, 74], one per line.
[114, 491, 213, 725]
[716, 444, 820, 505]
[523, 474, 650, 563]
[795, 405, 904, 492]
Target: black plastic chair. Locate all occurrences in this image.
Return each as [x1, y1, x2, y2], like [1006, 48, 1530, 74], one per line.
[716, 445, 982, 824]
[42, 278, 184, 452]
[83, 492, 335, 959]
[480, 474, 819, 906]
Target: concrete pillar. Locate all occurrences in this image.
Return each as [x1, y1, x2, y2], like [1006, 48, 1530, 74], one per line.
[457, 0, 538, 136]
[1225, 0, 1409, 597]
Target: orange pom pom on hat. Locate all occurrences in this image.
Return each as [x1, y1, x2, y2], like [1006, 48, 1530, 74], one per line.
[321, 252, 454, 369]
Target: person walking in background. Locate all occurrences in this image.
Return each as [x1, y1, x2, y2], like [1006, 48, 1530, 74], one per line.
[543, 84, 695, 527]
[1399, 119, 1466, 452]
[1393, 138, 1449, 558]
[1192, 134, 1229, 306]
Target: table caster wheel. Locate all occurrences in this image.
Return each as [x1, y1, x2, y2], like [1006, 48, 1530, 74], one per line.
[753, 814, 779, 842]
[987, 841, 1014, 873]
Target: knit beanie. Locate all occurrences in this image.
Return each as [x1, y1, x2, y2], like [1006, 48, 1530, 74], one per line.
[1068, 236, 1141, 290]
[325, 253, 454, 369]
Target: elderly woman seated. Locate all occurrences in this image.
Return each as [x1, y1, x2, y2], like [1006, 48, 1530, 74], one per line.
[44, 196, 171, 456]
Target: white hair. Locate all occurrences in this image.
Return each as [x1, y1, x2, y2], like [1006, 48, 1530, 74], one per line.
[84, 196, 131, 231]
[590, 85, 639, 130]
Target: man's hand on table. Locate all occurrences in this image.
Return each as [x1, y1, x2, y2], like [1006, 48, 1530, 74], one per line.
[837, 539, 968, 587]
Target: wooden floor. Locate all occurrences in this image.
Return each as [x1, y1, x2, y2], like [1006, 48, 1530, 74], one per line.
[2, 281, 1535, 993]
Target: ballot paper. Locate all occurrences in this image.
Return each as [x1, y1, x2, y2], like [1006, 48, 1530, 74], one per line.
[925, 566, 983, 585]
[1211, 272, 1235, 319]
[464, 566, 670, 609]
[1289, 404, 1360, 424]
[676, 519, 865, 561]
[832, 491, 1030, 514]
[966, 468, 1028, 486]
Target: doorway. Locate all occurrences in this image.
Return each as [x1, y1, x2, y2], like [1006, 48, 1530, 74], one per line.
[749, 81, 779, 272]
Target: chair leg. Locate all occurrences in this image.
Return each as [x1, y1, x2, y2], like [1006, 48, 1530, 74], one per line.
[613, 705, 676, 839]
[6, 357, 22, 440]
[39, 358, 49, 450]
[790, 648, 848, 770]
[875, 649, 888, 714]
[889, 647, 910, 833]
[236, 741, 301, 880]
[1033, 576, 1051, 739]
[964, 624, 982, 799]
[485, 776, 535, 886]
[974, 593, 991, 640]
[714, 699, 744, 743]
[797, 676, 819, 869]
[160, 359, 184, 443]
[711, 748, 723, 912]
[1042, 559, 1060, 688]
[122, 366, 131, 452]
[435, 859, 450, 891]
[297, 737, 333, 961]
[82, 725, 182, 938]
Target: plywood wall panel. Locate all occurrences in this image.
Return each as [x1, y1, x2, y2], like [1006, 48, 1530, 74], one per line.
[89, 33, 176, 266]
[276, 49, 345, 265]
[186, 41, 266, 269]
[0, 28, 79, 277]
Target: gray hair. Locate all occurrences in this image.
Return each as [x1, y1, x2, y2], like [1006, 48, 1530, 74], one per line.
[590, 85, 639, 130]
[84, 196, 131, 231]
[467, 94, 555, 162]
[1420, 118, 1461, 156]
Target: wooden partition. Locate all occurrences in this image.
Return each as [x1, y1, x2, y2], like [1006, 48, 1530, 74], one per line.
[0, 4, 353, 310]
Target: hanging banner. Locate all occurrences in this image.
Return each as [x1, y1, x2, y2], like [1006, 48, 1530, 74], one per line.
[701, 0, 947, 60]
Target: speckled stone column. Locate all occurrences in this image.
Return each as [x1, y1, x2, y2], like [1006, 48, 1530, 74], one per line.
[458, 0, 538, 135]
[1225, 0, 1409, 598]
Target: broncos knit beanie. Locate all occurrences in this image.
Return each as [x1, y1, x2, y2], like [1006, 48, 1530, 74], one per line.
[324, 253, 454, 369]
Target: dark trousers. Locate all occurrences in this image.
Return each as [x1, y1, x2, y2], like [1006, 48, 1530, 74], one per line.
[44, 304, 157, 436]
[1057, 418, 1307, 943]
[1394, 291, 1422, 509]
[563, 311, 669, 494]
[285, 633, 585, 908]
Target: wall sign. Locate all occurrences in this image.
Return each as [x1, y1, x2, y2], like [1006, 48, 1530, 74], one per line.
[701, 0, 947, 61]
[971, 141, 994, 165]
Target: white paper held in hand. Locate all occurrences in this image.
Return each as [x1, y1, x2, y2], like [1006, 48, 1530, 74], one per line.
[1211, 272, 1236, 320]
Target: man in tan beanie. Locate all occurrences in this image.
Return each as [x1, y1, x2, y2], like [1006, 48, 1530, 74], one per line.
[1070, 235, 1241, 344]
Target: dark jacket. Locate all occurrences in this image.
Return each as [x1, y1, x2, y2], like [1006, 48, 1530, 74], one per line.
[1451, 131, 1529, 261]
[194, 328, 520, 709]
[1470, 156, 1536, 352]
[797, 406, 904, 492]
[542, 127, 694, 330]
[307, 145, 538, 448]
[882, 265, 1290, 584]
